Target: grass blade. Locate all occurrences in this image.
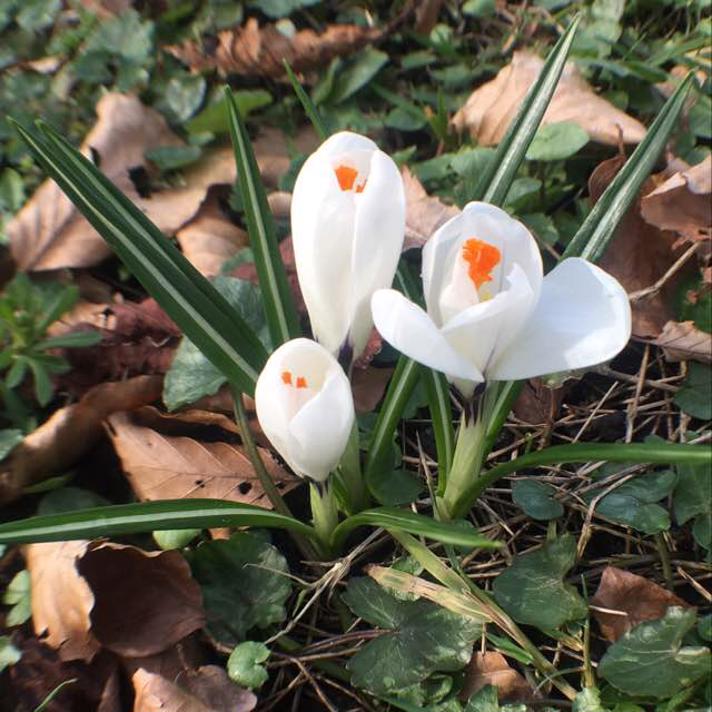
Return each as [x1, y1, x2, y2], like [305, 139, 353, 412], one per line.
[563, 73, 695, 262]
[475, 16, 581, 206]
[12, 119, 267, 396]
[225, 87, 301, 346]
[0, 499, 316, 545]
[332, 507, 501, 551]
[283, 60, 329, 140]
[453, 440, 712, 518]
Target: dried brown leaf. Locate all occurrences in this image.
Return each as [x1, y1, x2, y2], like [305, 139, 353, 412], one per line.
[650, 320, 712, 363]
[402, 166, 458, 250]
[462, 651, 532, 702]
[641, 156, 712, 244]
[106, 406, 297, 506]
[351, 366, 394, 414]
[0, 376, 163, 503]
[452, 51, 646, 147]
[512, 378, 567, 425]
[167, 17, 381, 80]
[591, 566, 691, 642]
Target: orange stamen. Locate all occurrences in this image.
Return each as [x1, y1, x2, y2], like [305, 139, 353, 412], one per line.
[462, 238, 501, 290]
[334, 164, 366, 193]
[281, 370, 292, 385]
[296, 376, 308, 389]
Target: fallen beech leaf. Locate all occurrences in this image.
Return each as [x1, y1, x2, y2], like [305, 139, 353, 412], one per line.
[106, 407, 297, 506]
[591, 566, 691, 642]
[176, 187, 248, 277]
[593, 155, 678, 338]
[452, 51, 646, 147]
[167, 18, 381, 80]
[650, 320, 712, 363]
[641, 156, 712, 244]
[25, 541, 98, 662]
[462, 651, 532, 701]
[402, 166, 458, 250]
[0, 376, 163, 503]
[351, 366, 394, 414]
[77, 543, 204, 657]
[132, 666, 256, 712]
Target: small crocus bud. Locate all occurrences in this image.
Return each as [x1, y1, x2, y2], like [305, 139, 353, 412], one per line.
[291, 131, 405, 363]
[255, 338, 355, 483]
[372, 202, 631, 397]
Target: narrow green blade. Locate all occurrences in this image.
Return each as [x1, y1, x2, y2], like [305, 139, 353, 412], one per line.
[283, 60, 328, 140]
[0, 499, 315, 544]
[225, 87, 301, 346]
[564, 73, 695, 262]
[475, 16, 581, 206]
[12, 119, 267, 396]
[333, 507, 501, 551]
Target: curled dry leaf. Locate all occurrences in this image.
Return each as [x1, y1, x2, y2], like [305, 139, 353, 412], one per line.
[512, 378, 567, 426]
[452, 51, 646, 147]
[25, 541, 205, 663]
[641, 156, 712, 245]
[132, 666, 256, 712]
[591, 566, 691, 642]
[402, 166, 458, 250]
[167, 17, 381, 80]
[650, 320, 712, 363]
[0, 375, 163, 503]
[462, 651, 532, 702]
[106, 406, 298, 507]
[351, 365, 394, 414]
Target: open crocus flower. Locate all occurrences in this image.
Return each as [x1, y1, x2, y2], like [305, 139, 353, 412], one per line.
[371, 202, 632, 396]
[291, 131, 405, 362]
[255, 338, 355, 483]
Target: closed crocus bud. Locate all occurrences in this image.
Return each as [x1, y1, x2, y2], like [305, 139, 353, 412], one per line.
[255, 338, 355, 483]
[291, 131, 405, 362]
[372, 202, 631, 397]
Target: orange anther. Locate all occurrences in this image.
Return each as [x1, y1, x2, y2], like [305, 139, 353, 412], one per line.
[296, 376, 308, 389]
[334, 164, 366, 193]
[281, 370, 292, 385]
[462, 238, 501, 290]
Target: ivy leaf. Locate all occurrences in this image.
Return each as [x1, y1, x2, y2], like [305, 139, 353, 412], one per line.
[464, 685, 499, 712]
[674, 364, 712, 420]
[186, 532, 290, 645]
[163, 277, 269, 411]
[511, 480, 563, 520]
[492, 534, 587, 631]
[673, 462, 711, 551]
[227, 641, 270, 689]
[598, 607, 710, 698]
[2, 570, 31, 626]
[342, 578, 481, 696]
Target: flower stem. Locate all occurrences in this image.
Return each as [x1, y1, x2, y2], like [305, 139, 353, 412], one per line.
[309, 479, 338, 557]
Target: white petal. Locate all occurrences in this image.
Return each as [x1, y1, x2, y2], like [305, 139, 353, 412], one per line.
[441, 264, 535, 374]
[289, 370, 355, 482]
[348, 150, 406, 357]
[371, 289, 483, 383]
[316, 131, 378, 158]
[489, 258, 632, 380]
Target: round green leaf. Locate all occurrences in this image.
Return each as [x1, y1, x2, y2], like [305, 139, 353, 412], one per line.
[526, 121, 590, 161]
[227, 641, 270, 689]
[512, 480, 564, 520]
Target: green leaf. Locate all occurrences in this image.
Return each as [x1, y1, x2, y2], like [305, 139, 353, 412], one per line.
[161, 74, 206, 124]
[0, 498, 315, 545]
[674, 364, 712, 420]
[227, 641, 270, 689]
[187, 91, 272, 135]
[37, 486, 110, 515]
[163, 277, 270, 411]
[673, 461, 711, 550]
[367, 468, 424, 506]
[247, 0, 318, 19]
[333, 507, 501, 552]
[16, 0, 60, 32]
[12, 119, 267, 396]
[564, 73, 694, 262]
[572, 687, 607, 712]
[598, 607, 710, 698]
[186, 532, 290, 645]
[473, 17, 581, 205]
[511, 480, 564, 520]
[2, 569, 31, 626]
[464, 685, 499, 712]
[144, 145, 202, 171]
[327, 49, 388, 105]
[343, 577, 481, 695]
[225, 87, 300, 346]
[0, 429, 23, 461]
[0, 636, 21, 673]
[584, 468, 678, 534]
[492, 534, 587, 630]
[152, 528, 200, 550]
[526, 121, 590, 161]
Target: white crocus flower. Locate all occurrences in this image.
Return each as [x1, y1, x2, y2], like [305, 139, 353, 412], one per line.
[255, 338, 355, 483]
[291, 131, 406, 362]
[371, 202, 632, 397]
